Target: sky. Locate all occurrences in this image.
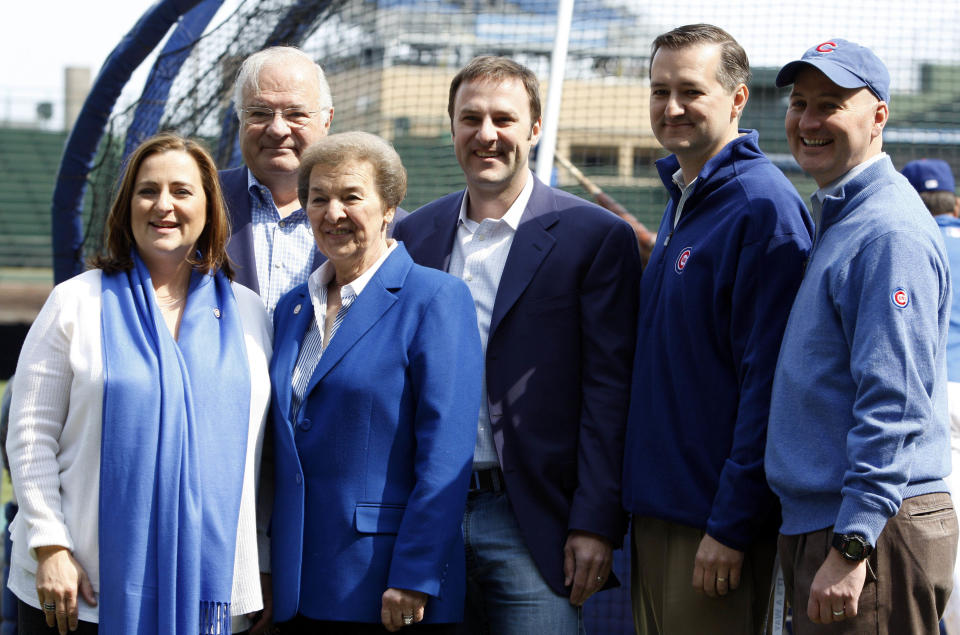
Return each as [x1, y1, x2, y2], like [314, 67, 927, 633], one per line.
[1, 1, 155, 125]
[3, 0, 959, 128]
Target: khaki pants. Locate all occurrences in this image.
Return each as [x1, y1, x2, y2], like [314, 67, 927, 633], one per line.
[631, 516, 777, 635]
[778, 492, 958, 635]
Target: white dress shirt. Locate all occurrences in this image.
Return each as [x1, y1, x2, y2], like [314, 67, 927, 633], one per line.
[448, 173, 535, 469]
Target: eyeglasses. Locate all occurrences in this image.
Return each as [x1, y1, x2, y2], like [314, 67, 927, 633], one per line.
[241, 107, 320, 129]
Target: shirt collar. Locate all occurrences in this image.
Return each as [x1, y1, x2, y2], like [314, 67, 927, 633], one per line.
[307, 240, 398, 312]
[671, 167, 698, 193]
[457, 170, 535, 231]
[813, 153, 887, 204]
[246, 167, 269, 200]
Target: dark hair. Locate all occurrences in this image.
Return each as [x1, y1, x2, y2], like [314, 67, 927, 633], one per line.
[447, 55, 541, 125]
[298, 131, 407, 211]
[92, 132, 233, 278]
[650, 24, 751, 91]
[920, 190, 958, 216]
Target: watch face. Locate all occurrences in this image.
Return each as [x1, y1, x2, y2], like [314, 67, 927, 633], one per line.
[844, 540, 865, 559]
[833, 533, 871, 561]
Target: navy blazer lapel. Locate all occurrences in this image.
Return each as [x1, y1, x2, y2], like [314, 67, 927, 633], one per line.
[273, 286, 313, 422]
[221, 167, 261, 295]
[303, 247, 411, 396]
[490, 178, 558, 336]
[419, 192, 463, 272]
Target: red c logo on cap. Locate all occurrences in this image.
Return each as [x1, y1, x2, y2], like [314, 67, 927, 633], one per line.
[816, 41, 837, 53]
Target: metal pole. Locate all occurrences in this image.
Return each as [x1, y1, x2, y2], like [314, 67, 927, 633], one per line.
[534, 0, 574, 184]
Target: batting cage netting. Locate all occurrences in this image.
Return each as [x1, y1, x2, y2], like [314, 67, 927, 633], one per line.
[53, 0, 960, 284]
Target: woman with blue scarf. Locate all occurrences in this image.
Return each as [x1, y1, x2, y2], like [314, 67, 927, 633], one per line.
[268, 132, 481, 633]
[7, 133, 272, 635]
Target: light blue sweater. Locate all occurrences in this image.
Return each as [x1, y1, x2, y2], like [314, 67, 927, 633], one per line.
[766, 155, 952, 546]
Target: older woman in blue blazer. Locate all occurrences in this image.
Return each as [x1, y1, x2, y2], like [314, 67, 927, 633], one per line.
[268, 131, 481, 634]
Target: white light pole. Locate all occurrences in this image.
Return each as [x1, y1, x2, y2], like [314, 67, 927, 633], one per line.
[534, 0, 574, 184]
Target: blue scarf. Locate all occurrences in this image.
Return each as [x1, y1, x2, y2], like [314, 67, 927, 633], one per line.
[99, 252, 250, 635]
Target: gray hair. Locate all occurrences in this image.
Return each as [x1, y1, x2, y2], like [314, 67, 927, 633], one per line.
[298, 131, 407, 210]
[233, 46, 332, 124]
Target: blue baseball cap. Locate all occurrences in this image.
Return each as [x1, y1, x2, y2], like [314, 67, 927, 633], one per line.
[902, 159, 956, 193]
[776, 39, 890, 103]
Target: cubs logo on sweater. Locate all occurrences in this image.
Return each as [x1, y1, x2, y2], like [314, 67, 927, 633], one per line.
[675, 247, 692, 274]
[891, 287, 909, 308]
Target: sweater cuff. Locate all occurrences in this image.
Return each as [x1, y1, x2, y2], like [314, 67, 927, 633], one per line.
[704, 518, 750, 553]
[834, 494, 892, 546]
[26, 521, 74, 561]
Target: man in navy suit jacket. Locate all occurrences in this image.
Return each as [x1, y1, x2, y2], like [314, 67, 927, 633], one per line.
[393, 55, 641, 634]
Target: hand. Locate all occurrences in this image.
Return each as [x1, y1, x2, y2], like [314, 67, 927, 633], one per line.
[692, 533, 744, 598]
[35, 545, 96, 635]
[807, 548, 867, 624]
[247, 573, 273, 635]
[563, 530, 613, 606]
[381, 587, 428, 631]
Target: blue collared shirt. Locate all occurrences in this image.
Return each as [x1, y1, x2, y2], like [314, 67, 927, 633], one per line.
[247, 170, 317, 316]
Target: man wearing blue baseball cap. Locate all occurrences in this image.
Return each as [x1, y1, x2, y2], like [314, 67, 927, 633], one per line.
[766, 39, 958, 633]
[903, 158, 960, 218]
[903, 158, 960, 635]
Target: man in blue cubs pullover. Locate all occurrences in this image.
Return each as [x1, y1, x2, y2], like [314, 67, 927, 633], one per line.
[622, 24, 812, 634]
[767, 40, 958, 633]
[902, 158, 960, 635]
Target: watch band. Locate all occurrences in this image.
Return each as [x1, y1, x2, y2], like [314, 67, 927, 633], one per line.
[831, 532, 873, 562]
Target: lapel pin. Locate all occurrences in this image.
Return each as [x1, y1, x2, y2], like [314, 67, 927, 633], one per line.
[213, 308, 221, 318]
[293, 303, 302, 314]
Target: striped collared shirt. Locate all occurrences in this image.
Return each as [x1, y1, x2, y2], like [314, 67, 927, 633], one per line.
[289, 241, 398, 419]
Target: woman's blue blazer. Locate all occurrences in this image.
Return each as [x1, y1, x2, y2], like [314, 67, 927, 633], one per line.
[268, 244, 482, 624]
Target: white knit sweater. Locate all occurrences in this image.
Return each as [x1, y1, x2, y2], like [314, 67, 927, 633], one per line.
[6, 269, 272, 626]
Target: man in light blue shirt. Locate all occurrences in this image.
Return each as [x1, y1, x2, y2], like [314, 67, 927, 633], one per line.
[902, 158, 960, 635]
[221, 46, 334, 315]
[903, 159, 960, 380]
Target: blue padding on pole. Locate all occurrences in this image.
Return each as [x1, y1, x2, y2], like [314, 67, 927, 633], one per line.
[51, 0, 206, 283]
[125, 0, 224, 158]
